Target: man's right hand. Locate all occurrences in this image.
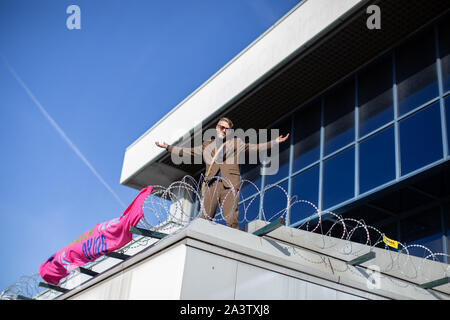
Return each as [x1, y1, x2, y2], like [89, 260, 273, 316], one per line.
[155, 141, 168, 149]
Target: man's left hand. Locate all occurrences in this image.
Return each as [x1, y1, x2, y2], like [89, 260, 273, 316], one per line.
[276, 133, 290, 144]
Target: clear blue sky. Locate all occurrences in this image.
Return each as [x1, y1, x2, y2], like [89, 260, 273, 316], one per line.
[0, 0, 301, 293]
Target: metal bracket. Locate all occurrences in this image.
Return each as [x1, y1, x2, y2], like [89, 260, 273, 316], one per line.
[419, 276, 450, 290]
[78, 267, 99, 277]
[129, 226, 168, 239]
[253, 217, 285, 237]
[105, 251, 131, 260]
[347, 251, 376, 266]
[39, 282, 69, 293]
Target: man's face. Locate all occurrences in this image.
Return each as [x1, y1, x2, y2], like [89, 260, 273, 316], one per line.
[216, 121, 231, 139]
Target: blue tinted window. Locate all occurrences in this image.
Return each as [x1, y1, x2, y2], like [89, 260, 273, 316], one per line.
[322, 147, 355, 209]
[359, 126, 396, 194]
[240, 162, 261, 199]
[264, 118, 291, 185]
[439, 17, 450, 92]
[293, 101, 321, 171]
[290, 165, 319, 224]
[261, 180, 289, 222]
[324, 78, 355, 155]
[396, 28, 438, 115]
[238, 196, 260, 228]
[446, 96, 450, 151]
[400, 208, 444, 262]
[358, 54, 394, 137]
[400, 102, 443, 175]
[447, 211, 450, 259]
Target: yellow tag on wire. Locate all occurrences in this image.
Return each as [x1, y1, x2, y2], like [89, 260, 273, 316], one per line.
[383, 235, 398, 249]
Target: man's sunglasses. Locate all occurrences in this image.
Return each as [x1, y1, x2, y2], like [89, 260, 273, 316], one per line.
[217, 125, 231, 132]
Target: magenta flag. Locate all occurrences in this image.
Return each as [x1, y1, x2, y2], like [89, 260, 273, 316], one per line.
[39, 186, 153, 285]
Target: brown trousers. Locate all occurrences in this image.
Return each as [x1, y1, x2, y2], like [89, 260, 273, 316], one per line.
[200, 179, 239, 229]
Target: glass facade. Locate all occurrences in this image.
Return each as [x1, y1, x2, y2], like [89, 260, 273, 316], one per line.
[446, 95, 450, 152]
[399, 102, 443, 175]
[400, 206, 444, 258]
[292, 100, 321, 172]
[439, 17, 450, 93]
[264, 118, 291, 186]
[359, 126, 395, 194]
[358, 54, 393, 138]
[239, 162, 261, 200]
[324, 79, 355, 156]
[290, 164, 319, 224]
[261, 180, 289, 222]
[396, 28, 439, 116]
[237, 21, 448, 208]
[322, 146, 355, 210]
[192, 15, 450, 262]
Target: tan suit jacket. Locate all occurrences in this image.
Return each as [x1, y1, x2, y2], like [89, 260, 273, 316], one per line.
[168, 137, 274, 190]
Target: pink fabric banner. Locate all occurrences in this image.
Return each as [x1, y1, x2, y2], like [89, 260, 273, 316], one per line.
[39, 186, 153, 285]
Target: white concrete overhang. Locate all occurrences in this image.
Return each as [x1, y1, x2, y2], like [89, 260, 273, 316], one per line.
[120, 0, 450, 190]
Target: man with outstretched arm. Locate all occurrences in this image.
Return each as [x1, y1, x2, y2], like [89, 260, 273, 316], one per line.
[155, 117, 289, 229]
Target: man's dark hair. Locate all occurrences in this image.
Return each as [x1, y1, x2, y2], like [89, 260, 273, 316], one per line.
[218, 117, 233, 129]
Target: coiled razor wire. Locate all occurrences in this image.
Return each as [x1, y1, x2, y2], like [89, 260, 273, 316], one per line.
[1, 174, 449, 299]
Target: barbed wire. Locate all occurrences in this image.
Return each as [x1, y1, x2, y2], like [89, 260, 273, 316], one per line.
[1, 175, 449, 299]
